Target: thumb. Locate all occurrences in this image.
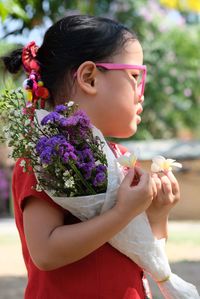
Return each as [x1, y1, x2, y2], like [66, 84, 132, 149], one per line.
[121, 168, 136, 187]
[134, 167, 151, 187]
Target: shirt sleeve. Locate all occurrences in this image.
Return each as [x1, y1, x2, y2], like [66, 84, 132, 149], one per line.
[12, 158, 66, 213]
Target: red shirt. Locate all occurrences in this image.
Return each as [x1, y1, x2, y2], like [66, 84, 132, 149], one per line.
[12, 144, 149, 299]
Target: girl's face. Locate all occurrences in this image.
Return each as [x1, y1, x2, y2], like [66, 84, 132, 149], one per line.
[73, 38, 144, 138]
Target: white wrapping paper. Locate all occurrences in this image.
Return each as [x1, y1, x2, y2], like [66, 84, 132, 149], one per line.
[35, 110, 200, 299]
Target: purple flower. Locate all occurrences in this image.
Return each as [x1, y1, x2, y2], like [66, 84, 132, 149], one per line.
[41, 112, 61, 125]
[62, 151, 77, 163]
[59, 110, 91, 129]
[76, 148, 95, 168]
[36, 134, 76, 165]
[40, 146, 54, 164]
[73, 110, 91, 128]
[59, 116, 77, 127]
[55, 105, 68, 113]
[93, 172, 106, 187]
[58, 141, 74, 156]
[36, 136, 49, 154]
[96, 165, 107, 172]
[84, 169, 92, 179]
[47, 135, 65, 148]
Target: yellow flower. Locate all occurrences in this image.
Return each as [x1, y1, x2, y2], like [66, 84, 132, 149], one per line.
[151, 155, 182, 173]
[117, 152, 137, 168]
[27, 90, 33, 102]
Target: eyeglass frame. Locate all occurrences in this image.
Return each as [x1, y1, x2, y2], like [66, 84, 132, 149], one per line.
[73, 62, 147, 98]
[95, 63, 147, 98]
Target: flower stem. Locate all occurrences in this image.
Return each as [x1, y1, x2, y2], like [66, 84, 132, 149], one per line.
[69, 160, 96, 195]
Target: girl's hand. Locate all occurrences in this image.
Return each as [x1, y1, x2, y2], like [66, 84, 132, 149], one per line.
[115, 167, 154, 220]
[146, 171, 180, 238]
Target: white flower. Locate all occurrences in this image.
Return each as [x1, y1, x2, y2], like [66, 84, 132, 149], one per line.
[116, 152, 137, 168]
[151, 155, 182, 173]
[63, 170, 70, 177]
[14, 110, 20, 117]
[95, 160, 101, 166]
[25, 119, 31, 126]
[42, 164, 48, 169]
[27, 142, 35, 148]
[64, 177, 75, 188]
[67, 101, 74, 107]
[19, 159, 26, 168]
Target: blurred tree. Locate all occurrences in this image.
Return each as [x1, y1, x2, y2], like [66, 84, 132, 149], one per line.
[0, 0, 200, 139]
[139, 24, 200, 139]
[0, 0, 114, 38]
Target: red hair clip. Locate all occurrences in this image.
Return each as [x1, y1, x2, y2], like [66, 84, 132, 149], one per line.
[22, 41, 40, 73]
[22, 41, 49, 111]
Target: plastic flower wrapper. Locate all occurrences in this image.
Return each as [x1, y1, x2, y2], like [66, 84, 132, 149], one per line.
[1, 88, 199, 299]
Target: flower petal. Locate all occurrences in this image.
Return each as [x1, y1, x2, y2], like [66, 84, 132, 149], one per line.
[117, 156, 130, 167]
[151, 162, 162, 172]
[152, 155, 165, 164]
[172, 162, 182, 168]
[166, 159, 176, 164]
[129, 155, 137, 168]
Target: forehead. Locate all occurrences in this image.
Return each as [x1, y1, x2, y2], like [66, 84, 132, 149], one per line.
[112, 39, 143, 65]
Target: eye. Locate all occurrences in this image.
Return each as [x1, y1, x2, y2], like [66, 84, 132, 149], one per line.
[131, 73, 139, 81]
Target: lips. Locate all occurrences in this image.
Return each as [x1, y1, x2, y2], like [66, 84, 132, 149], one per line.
[136, 104, 143, 124]
[136, 114, 141, 124]
[137, 104, 143, 115]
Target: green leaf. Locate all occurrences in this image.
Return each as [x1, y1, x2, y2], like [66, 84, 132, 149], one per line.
[0, 2, 10, 21]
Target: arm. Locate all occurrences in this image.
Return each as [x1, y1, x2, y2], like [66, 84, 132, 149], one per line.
[23, 196, 133, 271]
[23, 167, 154, 271]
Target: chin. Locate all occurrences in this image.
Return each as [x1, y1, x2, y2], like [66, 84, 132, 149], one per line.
[112, 126, 137, 138]
[125, 124, 137, 137]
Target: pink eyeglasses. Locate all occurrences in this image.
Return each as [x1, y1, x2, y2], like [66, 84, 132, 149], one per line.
[73, 63, 147, 98]
[95, 63, 147, 98]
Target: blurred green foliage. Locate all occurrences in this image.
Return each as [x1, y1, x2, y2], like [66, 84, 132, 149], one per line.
[0, 0, 200, 139]
[139, 23, 200, 139]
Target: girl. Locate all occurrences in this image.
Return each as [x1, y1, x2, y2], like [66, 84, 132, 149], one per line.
[3, 15, 180, 299]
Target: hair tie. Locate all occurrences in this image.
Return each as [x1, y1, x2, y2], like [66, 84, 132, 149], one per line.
[22, 41, 49, 111]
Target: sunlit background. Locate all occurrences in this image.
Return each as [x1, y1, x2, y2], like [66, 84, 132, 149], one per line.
[0, 1, 200, 298]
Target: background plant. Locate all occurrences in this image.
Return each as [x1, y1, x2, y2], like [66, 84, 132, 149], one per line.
[1, 0, 200, 140]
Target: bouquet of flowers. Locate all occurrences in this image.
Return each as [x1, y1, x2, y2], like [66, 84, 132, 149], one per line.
[1, 88, 199, 299]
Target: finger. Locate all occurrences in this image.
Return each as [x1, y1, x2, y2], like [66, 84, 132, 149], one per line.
[166, 171, 180, 195]
[152, 175, 162, 199]
[159, 175, 173, 195]
[151, 172, 158, 179]
[151, 177, 157, 198]
[121, 168, 136, 187]
[136, 167, 151, 187]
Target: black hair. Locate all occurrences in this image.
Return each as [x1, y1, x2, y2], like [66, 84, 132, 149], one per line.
[2, 15, 137, 105]
[2, 49, 22, 74]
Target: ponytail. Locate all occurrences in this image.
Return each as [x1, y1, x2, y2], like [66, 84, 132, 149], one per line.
[2, 48, 23, 74]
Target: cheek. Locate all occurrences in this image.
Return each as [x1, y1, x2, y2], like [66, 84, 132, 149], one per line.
[97, 76, 138, 136]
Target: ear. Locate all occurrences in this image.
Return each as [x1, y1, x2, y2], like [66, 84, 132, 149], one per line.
[75, 61, 97, 95]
